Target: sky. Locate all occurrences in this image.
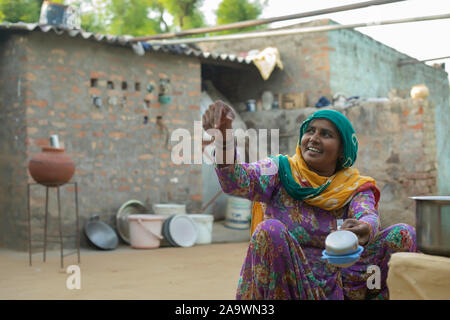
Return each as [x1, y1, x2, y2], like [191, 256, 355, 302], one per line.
[200, 0, 450, 77]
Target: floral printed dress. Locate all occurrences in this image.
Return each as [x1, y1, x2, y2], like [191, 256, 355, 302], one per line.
[215, 158, 417, 300]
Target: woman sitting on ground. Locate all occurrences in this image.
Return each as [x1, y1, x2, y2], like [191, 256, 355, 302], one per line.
[202, 100, 417, 300]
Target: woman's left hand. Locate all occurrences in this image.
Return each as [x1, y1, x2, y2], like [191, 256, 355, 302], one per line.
[340, 219, 371, 246]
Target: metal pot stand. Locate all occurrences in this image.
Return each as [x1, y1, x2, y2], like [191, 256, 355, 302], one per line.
[27, 181, 80, 268]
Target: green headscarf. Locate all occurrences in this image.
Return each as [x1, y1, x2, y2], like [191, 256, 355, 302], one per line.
[276, 109, 359, 201]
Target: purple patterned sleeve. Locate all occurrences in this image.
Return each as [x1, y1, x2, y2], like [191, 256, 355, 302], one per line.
[347, 189, 380, 244]
[214, 155, 280, 204]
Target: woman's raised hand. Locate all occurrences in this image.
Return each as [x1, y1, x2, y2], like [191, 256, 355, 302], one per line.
[202, 100, 235, 136]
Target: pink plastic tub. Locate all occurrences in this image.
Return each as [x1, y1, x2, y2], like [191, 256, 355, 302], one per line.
[128, 214, 165, 249]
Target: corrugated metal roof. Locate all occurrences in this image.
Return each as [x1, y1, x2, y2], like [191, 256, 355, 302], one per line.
[0, 22, 254, 65]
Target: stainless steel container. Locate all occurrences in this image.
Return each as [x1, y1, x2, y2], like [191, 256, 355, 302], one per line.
[411, 196, 450, 257]
[49, 134, 60, 148]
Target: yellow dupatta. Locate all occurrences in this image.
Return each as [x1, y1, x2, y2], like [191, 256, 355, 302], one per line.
[250, 144, 378, 235]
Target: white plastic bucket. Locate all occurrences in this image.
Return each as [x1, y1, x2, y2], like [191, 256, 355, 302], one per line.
[152, 203, 186, 216]
[128, 214, 165, 249]
[162, 214, 198, 247]
[190, 214, 214, 245]
[225, 196, 252, 230]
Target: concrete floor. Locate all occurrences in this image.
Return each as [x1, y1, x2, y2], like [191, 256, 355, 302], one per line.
[0, 221, 251, 300]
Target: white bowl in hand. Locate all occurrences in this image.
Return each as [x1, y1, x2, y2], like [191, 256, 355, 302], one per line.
[322, 230, 363, 268]
[325, 230, 359, 255]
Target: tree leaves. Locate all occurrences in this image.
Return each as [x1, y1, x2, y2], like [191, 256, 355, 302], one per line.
[215, 0, 266, 34]
[160, 0, 205, 30]
[0, 0, 266, 37]
[0, 0, 42, 23]
[105, 0, 166, 36]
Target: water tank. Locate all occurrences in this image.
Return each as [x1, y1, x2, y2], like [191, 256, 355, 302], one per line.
[39, 1, 81, 29]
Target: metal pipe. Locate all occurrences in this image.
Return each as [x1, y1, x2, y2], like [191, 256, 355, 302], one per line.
[398, 55, 450, 66]
[130, 0, 406, 42]
[147, 13, 450, 45]
[43, 186, 49, 262]
[27, 184, 32, 266]
[57, 186, 64, 269]
[75, 182, 80, 264]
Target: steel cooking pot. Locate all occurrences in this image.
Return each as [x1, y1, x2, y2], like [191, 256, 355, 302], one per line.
[411, 196, 450, 257]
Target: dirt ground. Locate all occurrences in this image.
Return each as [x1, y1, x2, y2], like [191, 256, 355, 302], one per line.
[0, 242, 249, 300]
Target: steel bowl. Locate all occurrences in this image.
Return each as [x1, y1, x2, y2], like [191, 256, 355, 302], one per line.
[84, 214, 119, 250]
[411, 196, 450, 257]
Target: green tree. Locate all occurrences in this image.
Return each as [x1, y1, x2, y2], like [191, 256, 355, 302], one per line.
[148, 0, 170, 33]
[106, 0, 149, 36]
[161, 0, 205, 30]
[0, 0, 42, 23]
[215, 0, 266, 34]
[89, 0, 171, 36]
[80, 10, 108, 34]
[0, 0, 206, 37]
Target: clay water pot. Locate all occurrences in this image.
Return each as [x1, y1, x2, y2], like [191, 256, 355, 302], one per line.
[28, 146, 76, 187]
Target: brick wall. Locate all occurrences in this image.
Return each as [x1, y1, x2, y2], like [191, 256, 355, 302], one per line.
[0, 32, 202, 250]
[0, 34, 29, 250]
[348, 98, 437, 228]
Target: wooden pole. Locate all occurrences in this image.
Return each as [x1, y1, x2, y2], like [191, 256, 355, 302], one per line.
[130, 0, 406, 42]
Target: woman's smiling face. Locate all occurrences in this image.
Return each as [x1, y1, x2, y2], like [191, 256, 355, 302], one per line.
[300, 119, 342, 177]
